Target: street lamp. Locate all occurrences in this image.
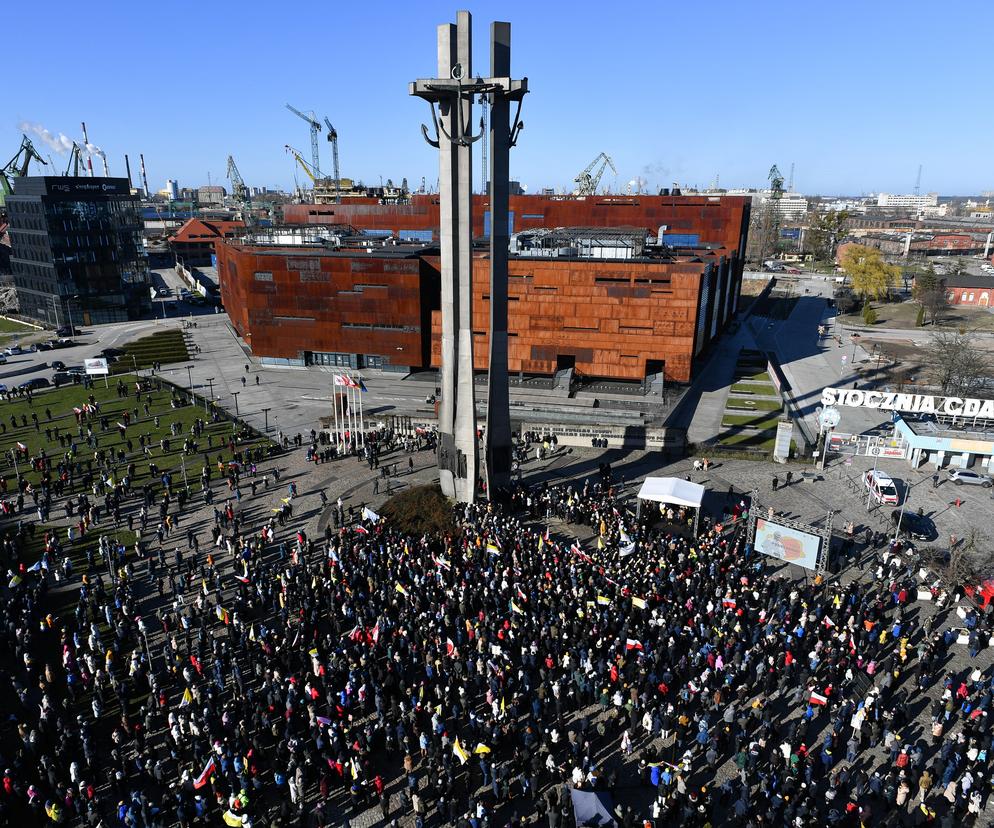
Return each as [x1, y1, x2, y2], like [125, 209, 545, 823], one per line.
[261, 408, 271, 433]
[205, 377, 215, 414]
[66, 294, 80, 335]
[231, 391, 240, 419]
[186, 365, 193, 391]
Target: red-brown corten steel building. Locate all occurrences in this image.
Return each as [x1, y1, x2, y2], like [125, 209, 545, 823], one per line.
[217, 195, 749, 383]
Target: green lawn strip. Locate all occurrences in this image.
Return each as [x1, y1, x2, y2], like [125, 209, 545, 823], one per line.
[0, 318, 39, 335]
[733, 370, 772, 383]
[718, 431, 776, 449]
[725, 398, 782, 411]
[720, 413, 782, 430]
[730, 382, 778, 395]
[0, 381, 269, 490]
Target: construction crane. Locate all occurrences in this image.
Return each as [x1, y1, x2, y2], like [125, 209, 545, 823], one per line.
[322, 117, 341, 203]
[285, 145, 320, 184]
[286, 104, 322, 176]
[573, 152, 617, 195]
[1, 135, 47, 208]
[758, 164, 785, 266]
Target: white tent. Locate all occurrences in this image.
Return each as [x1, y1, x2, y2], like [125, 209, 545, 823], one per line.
[637, 477, 705, 509]
[636, 476, 706, 533]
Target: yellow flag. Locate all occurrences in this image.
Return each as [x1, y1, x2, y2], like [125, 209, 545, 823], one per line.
[632, 596, 647, 610]
[453, 737, 470, 765]
[180, 687, 192, 707]
[395, 583, 408, 596]
[511, 601, 524, 615]
[474, 743, 491, 755]
[597, 595, 610, 606]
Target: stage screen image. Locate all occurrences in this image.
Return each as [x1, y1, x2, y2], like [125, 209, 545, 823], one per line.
[755, 518, 821, 571]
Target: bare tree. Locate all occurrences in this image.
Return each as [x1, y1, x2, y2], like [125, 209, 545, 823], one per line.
[925, 331, 994, 396]
[926, 528, 994, 592]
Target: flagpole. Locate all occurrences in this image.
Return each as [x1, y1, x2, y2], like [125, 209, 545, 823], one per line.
[332, 377, 340, 450]
[355, 373, 366, 446]
[347, 375, 355, 454]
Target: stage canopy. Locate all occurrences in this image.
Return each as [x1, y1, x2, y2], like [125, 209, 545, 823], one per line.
[636, 476, 705, 509]
[570, 789, 616, 827]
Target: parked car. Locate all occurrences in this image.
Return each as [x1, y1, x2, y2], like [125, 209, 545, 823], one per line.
[37, 341, 54, 351]
[55, 326, 80, 337]
[864, 469, 900, 505]
[0, 355, 7, 365]
[0, 383, 7, 393]
[19, 377, 49, 390]
[4, 346, 23, 356]
[66, 366, 86, 376]
[52, 372, 76, 387]
[890, 509, 937, 542]
[55, 338, 77, 348]
[50, 360, 66, 371]
[949, 468, 992, 487]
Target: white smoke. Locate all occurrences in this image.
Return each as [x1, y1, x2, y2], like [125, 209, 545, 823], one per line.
[18, 122, 73, 154]
[627, 177, 648, 194]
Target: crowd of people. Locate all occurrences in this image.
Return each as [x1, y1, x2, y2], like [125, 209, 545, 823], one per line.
[0, 379, 992, 828]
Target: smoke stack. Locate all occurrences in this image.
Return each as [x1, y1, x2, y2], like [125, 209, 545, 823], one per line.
[81, 122, 94, 177]
[124, 154, 133, 190]
[139, 153, 149, 199]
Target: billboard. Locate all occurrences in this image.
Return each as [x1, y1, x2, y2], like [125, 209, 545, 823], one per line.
[755, 518, 821, 571]
[83, 358, 109, 376]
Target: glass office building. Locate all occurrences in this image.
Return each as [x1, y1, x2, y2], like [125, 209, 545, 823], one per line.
[7, 177, 151, 325]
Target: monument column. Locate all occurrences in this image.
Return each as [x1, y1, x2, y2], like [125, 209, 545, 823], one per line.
[485, 21, 514, 496]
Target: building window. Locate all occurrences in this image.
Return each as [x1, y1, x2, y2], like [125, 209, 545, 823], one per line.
[254, 271, 273, 282]
[311, 351, 351, 367]
[969, 293, 975, 302]
[962, 292, 968, 301]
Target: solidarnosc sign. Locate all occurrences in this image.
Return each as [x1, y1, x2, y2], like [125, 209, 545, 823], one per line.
[822, 387, 994, 418]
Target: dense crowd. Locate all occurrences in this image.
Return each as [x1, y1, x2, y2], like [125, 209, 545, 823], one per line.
[0, 385, 993, 828]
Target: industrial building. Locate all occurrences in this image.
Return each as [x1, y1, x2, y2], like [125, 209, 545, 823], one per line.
[216, 195, 749, 383]
[169, 218, 246, 266]
[7, 176, 151, 325]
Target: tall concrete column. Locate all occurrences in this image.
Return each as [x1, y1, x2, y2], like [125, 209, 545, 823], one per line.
[452, 11, 478, 504]
[412, 10, 526, 503]
[434, 21, 459, 499]
[485, 21, 513, 496]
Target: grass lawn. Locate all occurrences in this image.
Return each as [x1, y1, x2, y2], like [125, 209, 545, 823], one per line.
[0, 378, 272, 492]
[111, 330, 191, 374]
[721, 413, 782, 430]
[730, 381, 778, 395]
[717, 431, 776, 449]
[726, 397, 782, 411]
[0, 318, 38, 335]
[841, 300, 994, 332]
[734, 370, 773, 383]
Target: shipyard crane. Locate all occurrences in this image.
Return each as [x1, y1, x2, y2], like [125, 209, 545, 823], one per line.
[573, 152, 617, 195]
[322, 117, 341, 203]
[286, 104, 322, 176]
[1, 135, 47, 208]
[64, 143, 88, 177]
[226, 155, 249, 202]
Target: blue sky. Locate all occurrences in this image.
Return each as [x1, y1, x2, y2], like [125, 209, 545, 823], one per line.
[8, 1, 993, 197]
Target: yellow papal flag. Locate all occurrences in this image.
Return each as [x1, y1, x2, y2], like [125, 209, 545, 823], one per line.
[632, 596, 647, 610]
[597, 595, 611, 606]
[179, 687, 193, 707]
[453, 737, 470, 765]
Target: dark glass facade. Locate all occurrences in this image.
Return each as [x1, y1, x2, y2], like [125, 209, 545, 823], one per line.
[7, 177, 151, 325]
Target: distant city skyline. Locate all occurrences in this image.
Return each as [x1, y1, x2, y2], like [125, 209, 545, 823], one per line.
[8, 0, 994, 197]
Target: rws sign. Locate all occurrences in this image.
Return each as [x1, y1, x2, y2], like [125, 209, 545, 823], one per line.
[822, 387, 994, 418]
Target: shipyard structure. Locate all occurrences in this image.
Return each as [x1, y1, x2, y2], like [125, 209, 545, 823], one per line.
[216, 194, 750, 384]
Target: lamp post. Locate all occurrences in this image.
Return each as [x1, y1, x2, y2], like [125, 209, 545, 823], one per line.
[66, 294, 80, 336]
[262, 408, 271, 434]
[231, 391, 240, 419]
[185, 365, 193, 392]
[205, 378, 214, 414]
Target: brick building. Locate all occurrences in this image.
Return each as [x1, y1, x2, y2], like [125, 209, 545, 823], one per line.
[169, 219, 245, 267]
